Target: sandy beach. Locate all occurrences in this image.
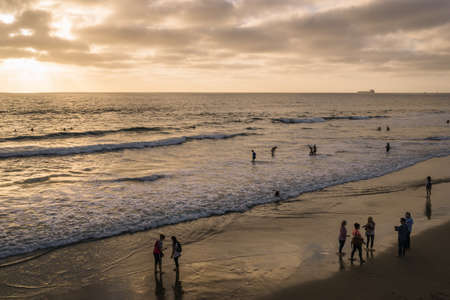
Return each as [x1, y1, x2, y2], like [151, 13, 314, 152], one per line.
[1, 156, 449, 300]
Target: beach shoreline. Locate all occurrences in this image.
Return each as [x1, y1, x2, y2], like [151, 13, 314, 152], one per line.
[1, 156, 449, 299]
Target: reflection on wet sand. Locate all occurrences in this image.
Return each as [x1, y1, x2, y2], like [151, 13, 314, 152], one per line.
[425, 195, 432, 220]
[154, 272, 166, 300]
[173, 270, 184, 300]
[153, 269, 183, 300]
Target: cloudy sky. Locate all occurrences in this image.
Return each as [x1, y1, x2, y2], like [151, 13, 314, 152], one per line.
[1, 0, 449, 92]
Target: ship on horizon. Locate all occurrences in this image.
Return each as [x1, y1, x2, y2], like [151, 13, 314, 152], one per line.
[357, 89, 375, 94]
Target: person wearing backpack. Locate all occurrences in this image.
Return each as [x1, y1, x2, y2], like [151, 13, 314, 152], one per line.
[171, 236, 182, 271]
[350, 223, 365, 264]
[153, 234, 165, 273]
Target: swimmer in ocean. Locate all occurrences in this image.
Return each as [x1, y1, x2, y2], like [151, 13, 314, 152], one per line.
[271, 146, 278, 157]
[252, 150, 256, 162]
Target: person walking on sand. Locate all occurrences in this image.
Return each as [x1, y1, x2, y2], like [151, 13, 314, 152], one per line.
[405, 212, 414, 250]
[251, 150, 256, 162]
[338, 220, 349, 255]
[363, 217, 376, 250]
[426, 176, 432, 197]
[171, 236, 182, 272]
[271, 146, 278, 157]
[350, 223, 365, 264]
[153, 234, 166, 273]
[386, 142, 390, 153]
[395, 218, 409, 257]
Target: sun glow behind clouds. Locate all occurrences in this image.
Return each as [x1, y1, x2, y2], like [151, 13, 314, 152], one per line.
[0, 14, 15, 24]
[1, 58, 62, 92]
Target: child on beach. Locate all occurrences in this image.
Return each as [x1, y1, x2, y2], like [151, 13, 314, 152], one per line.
[395, 218, 409, 257]
[338, 220, 349, 255]
[350, 223, 365, 263]
[153, 234, 166, 273]
[171, 236, 182, 272]
[405, 212, 414, 250]
[363, 217, 376, 250]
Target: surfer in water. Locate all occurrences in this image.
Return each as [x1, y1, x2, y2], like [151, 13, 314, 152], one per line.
[252, 150, 256, 162]
[386, 142, 390, 152]
[271, 146, 278, 157]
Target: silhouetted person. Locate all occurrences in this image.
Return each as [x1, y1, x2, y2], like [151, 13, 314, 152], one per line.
[154, 234, 165, 273]
[30, 128, 34, 132]
[386, 126, 390, 131]
[426, 176, 432, 197]
[405, 212, 414, 250]
[395, 218, 408, 257]
[338, 220, 349, 256]
[350, 223, 365, 264]
[271, 146, 277, 157]
[14, 129, 17, 132]
[251, 150, 256, 162]
[63, 128, 66, 131]
[171, 236, 182, 272]
[274, 190, 280, 198]
[386, 142, 390, 152]
[363, 216, 375, 250]
[313, 144, 317, 155]
[377, 126, 382, 131]
[308, 145, 314, 155]
[447, 120, 449, 124]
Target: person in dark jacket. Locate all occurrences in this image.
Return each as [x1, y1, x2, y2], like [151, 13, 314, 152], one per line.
[395, 218, 409, 257]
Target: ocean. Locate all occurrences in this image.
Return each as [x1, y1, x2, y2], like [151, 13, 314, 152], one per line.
[1, 93, 449, 259]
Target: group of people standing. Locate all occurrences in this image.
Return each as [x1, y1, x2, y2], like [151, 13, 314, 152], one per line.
[338, 217, 375, 264]
[338, 212, 415, 264]
[153, 234, 182, 274]
[338, 176, 432, 263]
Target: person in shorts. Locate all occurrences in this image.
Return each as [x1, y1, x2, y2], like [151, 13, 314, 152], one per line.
[154, 234, 165, 273]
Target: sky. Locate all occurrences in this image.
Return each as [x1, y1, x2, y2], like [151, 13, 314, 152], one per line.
[0, 0, 449, 92]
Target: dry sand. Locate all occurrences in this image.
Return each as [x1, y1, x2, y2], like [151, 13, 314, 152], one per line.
[0, 157, 449, 300]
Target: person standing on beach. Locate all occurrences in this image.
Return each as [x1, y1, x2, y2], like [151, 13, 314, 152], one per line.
[338, 220, 349, 255]
[171, 236, 182, 272]
[252, 150, 256, 162]
[154, 234, 166, 273]
[426, 176, 432, 197]
[386, 142, 390, 152]
[363, 217, 376, 250]
[271, 146, 277, 157]
[313, 144, 317, 155]
[350, 223, 365, 263]
[395, 218, 409, 257]
[405, 212, 414, 250]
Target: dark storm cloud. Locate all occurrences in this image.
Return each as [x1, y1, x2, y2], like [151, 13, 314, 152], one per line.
[1, 0, 450, 72]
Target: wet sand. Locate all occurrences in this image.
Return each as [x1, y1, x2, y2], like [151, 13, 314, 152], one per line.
[0, 156, 449, 299]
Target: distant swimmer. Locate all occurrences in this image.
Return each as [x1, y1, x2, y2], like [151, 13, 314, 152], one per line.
[63, 128, 66, 131]
[313, 144, 317, 155]
[386, 142, 390, 152]
[30, 128, 34, 132]
[274, 190, 280, 197]
[377, 126, 382, 131]
[426, 176, 432, 197]
[252, 150, 256, 162]
[386, 126, 390, 131]
[308, 145, 314, 155]
[447, 120, 450, 124]
[14, 129, 17, 132]
[271, 146, 278, 157]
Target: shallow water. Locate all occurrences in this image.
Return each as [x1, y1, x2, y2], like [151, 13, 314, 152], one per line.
[1, 93, 449, 258]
